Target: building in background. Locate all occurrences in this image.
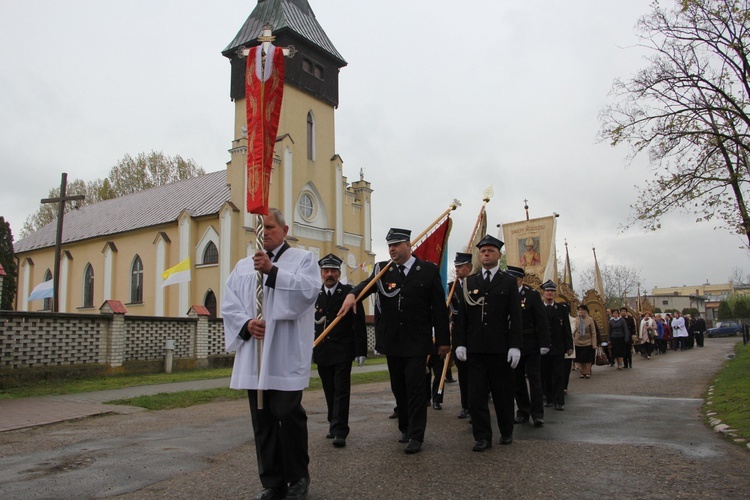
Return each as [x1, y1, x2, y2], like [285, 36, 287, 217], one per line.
[13, 0, 374, 317]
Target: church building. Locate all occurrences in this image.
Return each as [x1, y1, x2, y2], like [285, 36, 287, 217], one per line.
[13, 0, 374, 317]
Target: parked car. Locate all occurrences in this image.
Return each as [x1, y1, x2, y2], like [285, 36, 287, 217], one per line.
[706, 320, 744, 338]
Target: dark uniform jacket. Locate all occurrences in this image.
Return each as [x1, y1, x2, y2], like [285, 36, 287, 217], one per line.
[519, 284, 551, 354]
[545, 301, 574, 356]
[351, 258, 450, 357]
[313, 282, 367, 366]
[453, 270, 522, 354]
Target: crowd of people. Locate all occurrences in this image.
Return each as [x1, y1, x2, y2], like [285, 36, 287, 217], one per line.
[597, 307, 708, 371]
[220, 208, 711, 500]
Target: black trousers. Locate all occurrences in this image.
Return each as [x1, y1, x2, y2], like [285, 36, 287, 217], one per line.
[248, 389, 309, 489]
[425, 355, 444, 404]
[541, 354, 566, 406]
[318, 360, 353, 438]
[455, 357, 470, 410]
[695, 331, 705, 347]
[468, 352, 515, 441]
[515, 350, 544, 420]
[387, 355, 428, 442]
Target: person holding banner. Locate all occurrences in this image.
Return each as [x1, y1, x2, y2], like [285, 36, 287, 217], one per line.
[340, 227, 451, 455]
[222, 208, 320, 500]
[454, 235, 523, 451]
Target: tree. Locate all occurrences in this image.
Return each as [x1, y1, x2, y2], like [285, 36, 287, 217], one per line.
[718, 300, 733, 319]
[578, 264, 643, 309]
[21, 151, 205, 237]
[0, 217, 18, 310]
[599, 0, 750, 246]
[728, 266, 748, 284]
[734, 298, 750, 318]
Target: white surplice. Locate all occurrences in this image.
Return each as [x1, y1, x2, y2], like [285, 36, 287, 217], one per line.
[222, 247, 320, 391]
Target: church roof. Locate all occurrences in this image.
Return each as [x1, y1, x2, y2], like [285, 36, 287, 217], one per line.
[14, 171, 230, 253]
[223, 0, 346, 65]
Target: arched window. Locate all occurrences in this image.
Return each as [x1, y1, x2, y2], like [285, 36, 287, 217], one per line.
[43, 269, 53, 311]
[83, 263, 95, 308]
[306, 111, 315, 160]
[204, 289, 217, 319]
[130, 255, 143, 303]
[202, 241, 218, 265]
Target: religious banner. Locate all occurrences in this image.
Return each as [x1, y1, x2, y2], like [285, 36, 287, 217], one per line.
[245, 43, 285, 215]
[502, 215, 557, 280]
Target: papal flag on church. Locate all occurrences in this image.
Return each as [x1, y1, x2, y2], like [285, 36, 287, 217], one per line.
[162, 258, 191, 288]
[28, 279, 54, 301]
[246, 42, 285, 215]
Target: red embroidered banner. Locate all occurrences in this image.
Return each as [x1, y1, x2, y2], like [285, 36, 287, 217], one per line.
[246, 43, 285, 215]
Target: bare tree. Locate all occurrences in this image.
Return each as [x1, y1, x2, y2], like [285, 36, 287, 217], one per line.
[21, 151, 204, 237]
[599, 0, 750, 247]
[729, 266, 747, 284]
[579, 264, 643, 309]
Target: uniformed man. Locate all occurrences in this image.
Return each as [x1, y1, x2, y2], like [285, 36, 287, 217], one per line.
[448, 252, 473, 419]
[506, 266, 550, 428]
[340, 228, 450, 455]
[539, 280, 574, 411]
[454, 235, 522, 451]
[313, 253, 367, 448]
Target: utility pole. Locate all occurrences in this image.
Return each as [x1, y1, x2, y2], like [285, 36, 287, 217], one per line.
[41, 173, 85, 312]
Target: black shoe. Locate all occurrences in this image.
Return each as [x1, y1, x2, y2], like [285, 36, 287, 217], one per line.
[554, 404, 564, 411]
[514, 416, 529, 424]
[404, 439, 422, 454]
[388, 408, 398, 419]
[398, 433, 408, 443]
[426, 400, 431, 407]
[499, 436, 513, 445]
[286, 476, 309, 500]
[325, 432, 333, 439]
[458, 408, 470, 419]
[472, 439, 492, 452]
[544, 402, 553, 408]
[534, 418, 544, 427]
[253, 486, 287, 500]
[446, 377, 457, 383]
[332, 436, 346, 448]
[432, 402, 442, 410]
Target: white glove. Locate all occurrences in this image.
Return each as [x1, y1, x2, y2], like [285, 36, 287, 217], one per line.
[455, 346, 467, 362]
[355, 356, 366, 367]
[540, 347, 550, 356]
[507, 348, 521, 369]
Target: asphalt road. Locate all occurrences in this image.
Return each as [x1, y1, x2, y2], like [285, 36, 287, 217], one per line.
[0, 338, 748, 499]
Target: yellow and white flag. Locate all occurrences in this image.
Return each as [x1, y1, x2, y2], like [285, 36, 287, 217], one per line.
[162, 257, 191, 287]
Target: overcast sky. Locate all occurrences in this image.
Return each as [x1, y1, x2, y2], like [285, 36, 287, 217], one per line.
[1, 0, 748, 293]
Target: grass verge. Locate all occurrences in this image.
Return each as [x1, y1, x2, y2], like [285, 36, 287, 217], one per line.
[106, 370, 392, 410]
[704, 342, 750, 447]
[0, 357, 387, 400]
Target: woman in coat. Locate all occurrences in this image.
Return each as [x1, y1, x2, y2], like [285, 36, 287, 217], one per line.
[608, 308, 630, 369]
[639, 311, 656, 359]
[573, 305, 598, 379]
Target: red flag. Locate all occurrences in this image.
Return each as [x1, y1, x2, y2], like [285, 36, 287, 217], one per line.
[246, 43, 285, 215]
[413, 216, 452, 266]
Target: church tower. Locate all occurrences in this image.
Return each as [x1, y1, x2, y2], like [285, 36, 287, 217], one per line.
[222, 0, 374, 283]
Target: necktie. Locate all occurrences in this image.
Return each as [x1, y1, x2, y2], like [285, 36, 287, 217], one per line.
[398, 265, 406, 280]
[266, 251, 274, 261]
[484, 270, 491, 284]
[327, 290, 332, 299]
